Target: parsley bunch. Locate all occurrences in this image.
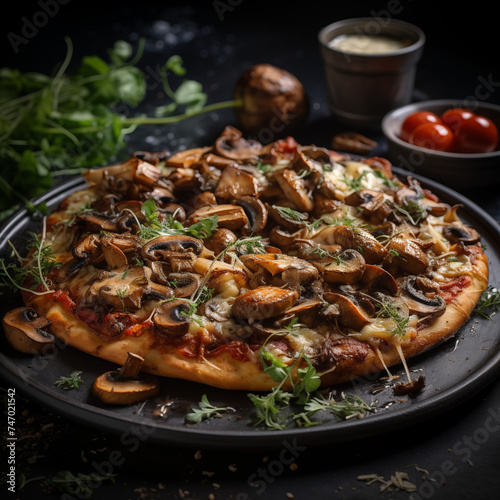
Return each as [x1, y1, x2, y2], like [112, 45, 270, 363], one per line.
[0, 38, 239, 222]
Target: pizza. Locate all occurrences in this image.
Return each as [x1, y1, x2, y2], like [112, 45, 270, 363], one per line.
[2, 125, 489, 396]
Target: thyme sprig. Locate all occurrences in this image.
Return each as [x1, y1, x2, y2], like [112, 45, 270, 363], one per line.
[474, 285, 500, 319]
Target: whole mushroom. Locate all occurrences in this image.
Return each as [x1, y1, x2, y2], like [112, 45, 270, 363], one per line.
[234, 64, 308, 137]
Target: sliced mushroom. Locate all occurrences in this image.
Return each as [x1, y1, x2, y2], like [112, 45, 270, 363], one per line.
[241, 253, 318, 286]
[384, 237, 429, 275]
[214, 125, 262, 161]
[200, 296, 234, 322]
[232, 286, 299, 320]
[442, 224, 481, 245]
[72, 234, 101, 261]
[166, 273, 201, 298]
[236, 196, 268, 236]
[75, 211, 119, 233]
[215, 164, 259, 201]
[86, 266, 148, 310]
[207, 267, 250, 297]
[92, 352, 160, 405]
[312, 225, 388, 264]
[100, 239, 128, 269]
[187, 204, 248, 231]
[267, 204, 308, 232]
[165, 146, 212, 168]
[359, 264, 399, 296]
[320, 249, 366, 284]
[344, 189, 392, 224]
[274, 168, 314, 212]
[153, 299, 192, 336]
[275, 298, 323, 328]
[141, 235, 203, 261]
[2, 307, 54, 354]
[133, 161, 161, 189]
[398, 276, 446, 318]
[323, 292, 372, 330]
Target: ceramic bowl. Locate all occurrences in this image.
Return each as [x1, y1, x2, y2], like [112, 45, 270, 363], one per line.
[381, 99, 500, 190]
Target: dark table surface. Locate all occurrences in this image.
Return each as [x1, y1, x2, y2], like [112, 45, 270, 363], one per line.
[1, 1, 500, 499]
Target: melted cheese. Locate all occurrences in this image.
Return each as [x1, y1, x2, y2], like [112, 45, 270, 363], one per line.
[349, 315, 418, 342]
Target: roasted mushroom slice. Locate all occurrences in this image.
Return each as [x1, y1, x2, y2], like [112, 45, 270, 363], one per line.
[312, 225, 388, 264]
[232, 286, 299, 320]
[75, 211, 120, 233]
[236, 196, 268, 236]
[323, 292, 372, 330]
[2, 307, 54, 354]
[214, 125, 262, 161]
[398, 276, 446, 318]
[359, 264, 399, 296]
[442, 224, 481, 245]
[215, 164, 259, 201]
[92, 352, 160, 405]
[153, 299, 192, 336]
[320, 249, 366, 284]
[274, 168, 314, 212]
[166, 273, 201, 298]
[384, 238, 429, 275]
[187, 204, 248, 231]
[86, 266, 148, 310]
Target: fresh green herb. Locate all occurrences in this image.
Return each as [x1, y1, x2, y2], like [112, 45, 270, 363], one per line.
[47, 470, 116, 496]
[185, 394, 234, 423]
[247, 349, 321, 430]
[255, 160, 273, 174]
[372, 169, 401, 189]
[54, 371, 85, 390]
[448, 256, 460, 262]
[271, 205, 306, 222]
[474, 285, 500, 319]
[139, 199, 218, 240]
[376, 301, 409, 337]
[226, 236, 267, 255]
[294, 393, 372, 427]
[0, 233, 61, 294]
[167, 285, 214, 327]
[0, 39, 240, 221]
[392, 198, 427, 225]
[343, 171, 369, 191]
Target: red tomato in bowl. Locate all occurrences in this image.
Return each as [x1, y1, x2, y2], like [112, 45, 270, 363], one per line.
[441, 108, 475, 131]
[400, 111, 443, 142]
[454, 115, 498, 153]
[408, 122, 455, 152]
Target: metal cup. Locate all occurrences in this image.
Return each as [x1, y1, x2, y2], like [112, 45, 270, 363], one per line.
[318, 17, 425, 129]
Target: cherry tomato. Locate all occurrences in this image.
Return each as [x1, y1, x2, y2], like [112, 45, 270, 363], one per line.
[441, 108, 475, 131]
[408, 122, 455, 152]
[454, 115, 499, 153]
[400, 111, 443, 142]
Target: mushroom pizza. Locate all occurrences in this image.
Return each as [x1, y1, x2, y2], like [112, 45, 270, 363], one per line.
[4, 126, 489, 394]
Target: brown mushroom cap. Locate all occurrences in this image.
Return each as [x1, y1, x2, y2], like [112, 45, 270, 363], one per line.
[323, 292, 372, 330]
[2, 307, 54, 354]
[214, 126, 262, 161]
[92, 352, 160, 405]
[233, 64, 308, 137]
[232, 286, 299, 320]
[398, 276, 446, 318]
[153, 299, 192, 336]
[321, 249, 366, 284]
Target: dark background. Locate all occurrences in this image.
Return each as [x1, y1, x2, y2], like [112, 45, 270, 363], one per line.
[1, 1, 500, 499]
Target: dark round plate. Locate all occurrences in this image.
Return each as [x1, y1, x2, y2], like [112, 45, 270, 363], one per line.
[1, 169, 499, 450]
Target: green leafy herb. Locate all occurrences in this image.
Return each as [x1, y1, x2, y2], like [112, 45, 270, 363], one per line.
[185, 394, 234, 423]
[294, 393, 372, 427]
[247, 348, 321, 430]
[271, 205, 306, 222]
[474, 285, 500, 319]
[47, 470, 116, 496]
[392, 198, 427, 225]
[376, 301, 410, 337]
[225, 236, 267, 255]
[0, 39, 241, 222]
[54, 371, 85, 390]
[139, 199, 218, 240]
[0, 233, 61, 294]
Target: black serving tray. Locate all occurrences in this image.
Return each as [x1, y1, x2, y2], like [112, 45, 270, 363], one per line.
[1, 168, 499, 450]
